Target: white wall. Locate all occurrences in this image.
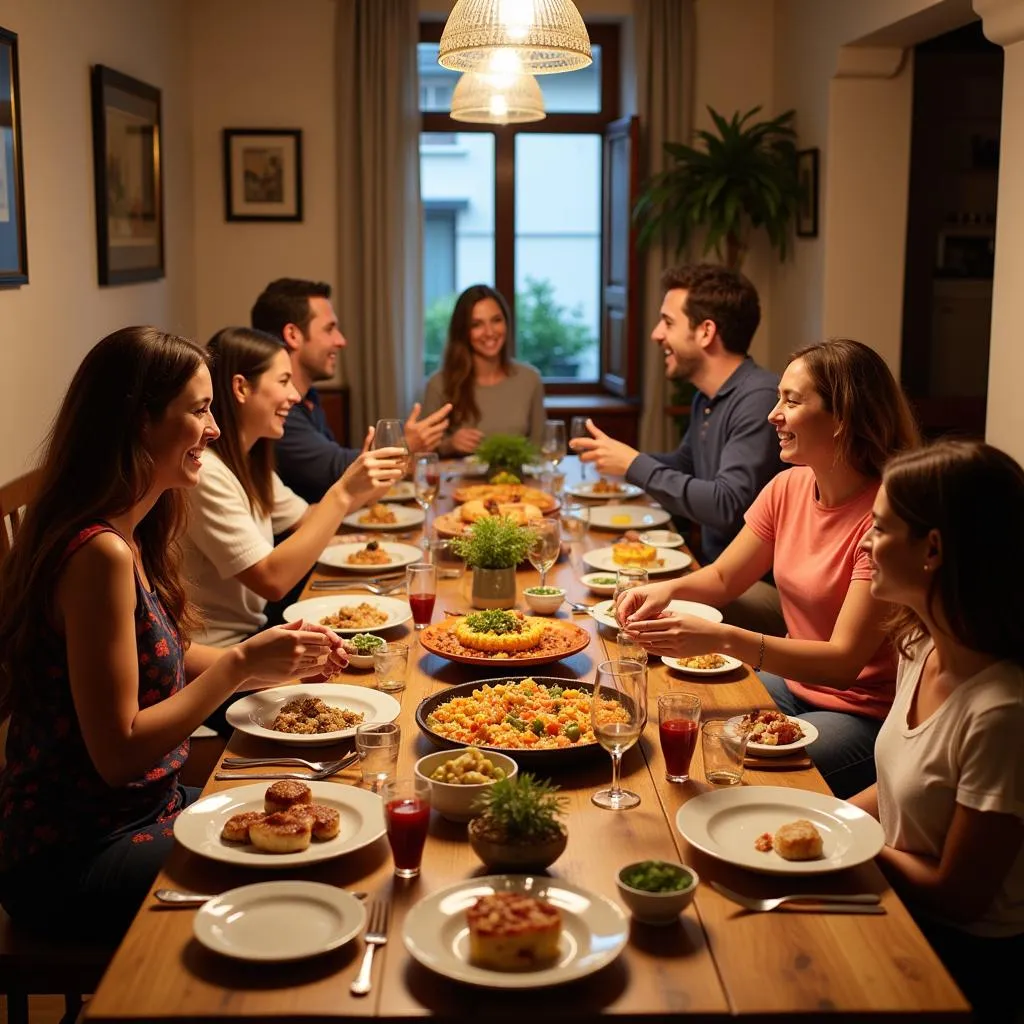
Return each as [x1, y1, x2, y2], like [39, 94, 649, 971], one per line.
[0, 0, 194, 483]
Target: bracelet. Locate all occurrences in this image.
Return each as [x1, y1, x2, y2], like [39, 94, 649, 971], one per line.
[753, 633, 766, 672]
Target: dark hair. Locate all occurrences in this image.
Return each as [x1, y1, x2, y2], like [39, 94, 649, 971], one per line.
[250, 278, 332, 341]
[206, 327, 288, 517]
[440, 284, 513, 428]
[659, 264, 761, 355]
[789, 338, 920, 478]
[883, 441, 1024, 664]
[0, 327, 207, 716]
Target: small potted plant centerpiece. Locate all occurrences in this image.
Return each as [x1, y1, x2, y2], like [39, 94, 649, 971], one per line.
[474, 434, 540, 482]
[468, 773, 569, 871]
[453, 515, 536, 609]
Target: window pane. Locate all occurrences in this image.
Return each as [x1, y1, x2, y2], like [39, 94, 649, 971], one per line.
[418, 44, 459, 113]
[420, 132, 495, 377]
[514, 134, 601, 381]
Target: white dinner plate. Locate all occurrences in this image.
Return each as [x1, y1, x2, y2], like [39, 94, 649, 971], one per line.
[193, 881, 366, 961]
[460, 457, 489, 477]
[225, 683, 400, 746]
[564, 481, 644, 501]
[173, 781, 385, 868]
[662, 653, 744, 677]
[676, 786, 885, 876]
[380, 481, 417, 502]
[582, 546, 693, 576]
[283, 594, 411, 635]
[317, 541, 424, 573]
[587, 504, 672, 531]
[403, 875, 628, 988]
[580, 571, 620, 595]
[590, 599, 723, 632]
[341, 505, 426, 531]
[726, 714, 819, 756]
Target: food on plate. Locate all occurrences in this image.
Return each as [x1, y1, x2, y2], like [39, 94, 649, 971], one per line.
[249, 811, 313, 854]
[425, 678, 622, 750]
[453, 610, 547, 653]
[590, 478, 626, 494]
[287, 803, 342, 840]
[675, 654, 729, 670]
[429, 747, 508, 784]
[611, 541, 662, 567]
[610, 514, 632, 526]
[346, 540, 390, 566]
[466, 891, 562, 971]
[737, 709, 805, 746]
[588, 575, 618, 586]
[423, 615, 586, 663]
[524, 587, 562, 597]
[272, 695, 365, 734]
[460, 499, 543, 526]
[754, 832, 775, 853]
[489, 471, 520, 485]
[620, 860, 692, 893]
[453, 483, 553, 509]
[319, 602, 390, 630]
[343, 633, 385, 656]
[221, 810, 266, 843]
[221, 784, 342, 853]
[358, 504, 398, 525]
[264, 780, 314, 814]
[773, 819, 824, 861]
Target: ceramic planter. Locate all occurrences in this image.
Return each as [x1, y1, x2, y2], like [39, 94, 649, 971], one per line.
[470, 566, 517, 609]
[467, 819, 568, 871]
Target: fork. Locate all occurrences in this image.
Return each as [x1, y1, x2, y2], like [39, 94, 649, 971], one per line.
[350, 898, 390, 996]
[220, 755, 352, 772]
[214, 753, 357, 782]
[567, 601, 595, 614]
[309, 581, 406, 595]
[711, 881, 883, 912]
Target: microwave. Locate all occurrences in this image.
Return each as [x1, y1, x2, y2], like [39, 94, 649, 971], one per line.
[937, 226, 995, 278]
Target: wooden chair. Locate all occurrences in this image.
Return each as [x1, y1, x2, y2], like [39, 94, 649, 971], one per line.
[0, 470, 39, 563]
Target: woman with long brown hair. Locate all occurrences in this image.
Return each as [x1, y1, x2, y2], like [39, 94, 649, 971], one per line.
[618, 339, 920, 798]
[422, 284, 546, 455]
[0, 327, 345, 941]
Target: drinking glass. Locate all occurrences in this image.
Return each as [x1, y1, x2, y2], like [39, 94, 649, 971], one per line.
[570, 416, 590, 481]
[613, 567, 649, 626]
[372, 418, 407, 450]
[591, 660, 644, 810]
[540, 420, 567, 468]
[355, 721, 401, 792]
[701, 719, 750, 785]
[560, 502, 589, 570]
[406, 562, 437, 630]
[382, 778, 432, 878]
[413, 453, 440, 545]
[373, 641, 410, 692]
[616, 630, 648, 728]
[526, 517, 561, 589]
[429, 536, 466, 579]
[658, 693, 701, 783]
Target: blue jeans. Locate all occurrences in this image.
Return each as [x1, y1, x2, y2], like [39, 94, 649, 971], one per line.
[757, 672, 881, 799]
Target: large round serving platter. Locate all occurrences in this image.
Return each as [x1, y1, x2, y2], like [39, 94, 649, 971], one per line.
[582, 545, 693, 576]
[341, 505, 425, 531]
[317, 541, 424, 573]
[282, 595, 411, 635]
[418, 617, 590, 668]
[587, 504, 671, 531]
[416, 676, 608, 766]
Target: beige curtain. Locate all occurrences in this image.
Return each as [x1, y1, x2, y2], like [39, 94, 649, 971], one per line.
[635, 0, 695, 452]
[336, 0, 422, 435]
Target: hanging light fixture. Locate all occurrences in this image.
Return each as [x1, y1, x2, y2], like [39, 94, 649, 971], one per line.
[450, 70, 546, 124]
[438, 0, 592, 75]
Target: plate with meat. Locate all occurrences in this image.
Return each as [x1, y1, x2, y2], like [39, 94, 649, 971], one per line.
[727, 710, 819, 756]
[317, 540, 423, 573]
[282, 595, 412, 635]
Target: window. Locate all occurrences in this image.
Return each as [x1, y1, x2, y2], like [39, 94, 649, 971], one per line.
[418, 24, 620, 390]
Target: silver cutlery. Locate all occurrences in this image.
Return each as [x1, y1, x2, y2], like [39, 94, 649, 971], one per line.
[711, 881, 884, 913]
[309, 581, 406, 595]
[154, 888, 367, 906]
[350, 898, 390, 996]
[221, 755, 353, 772]
[568, 601, 595, 614]
[214, 754, 357, 782]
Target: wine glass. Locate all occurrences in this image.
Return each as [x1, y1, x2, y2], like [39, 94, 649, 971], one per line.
[570, 415, 590, 481]
[591, 660, 644, 810]
[413, 453, 440, 545]
[540, 420, 567, 469]
[613, 567, 648, 626]
[373, 418, 408, 451]
[526, 517, 561, 589]
[616, 630, 649, 729]
[560, 502, 589, 570]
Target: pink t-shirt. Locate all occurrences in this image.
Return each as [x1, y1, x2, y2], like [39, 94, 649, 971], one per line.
[744, 466, 896, 720]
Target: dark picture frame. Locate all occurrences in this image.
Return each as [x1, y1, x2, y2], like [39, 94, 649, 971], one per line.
[796, 148, 819, 239]
[91, 65, 164, 285]
[0, 27, 28, 286]
[223, 129, 303, 222]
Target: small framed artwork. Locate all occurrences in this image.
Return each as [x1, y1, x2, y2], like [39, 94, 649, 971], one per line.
[91, 65, 164, 286]
[223, 129, 303, 222]
[0, 27, 28, 286]
[796, 148, 819, 238]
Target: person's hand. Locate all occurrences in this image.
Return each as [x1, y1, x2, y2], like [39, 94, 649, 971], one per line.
[615, 579, 674, 624]
[236, 619, 336, 681]
[569, 419, 639, 477]
[336, 445, 407, 508]
[621, 613, 726, 659]
[451, 426, 484, 454]
[405, 402, 451, 453]
[298, 623, 349, 682]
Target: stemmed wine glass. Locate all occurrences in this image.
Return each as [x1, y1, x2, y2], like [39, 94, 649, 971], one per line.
[526, 517, 561, 589]
[616, 630, 649, 729]
[372, 418, 408, 452]
[613, 567, 648, 626]
[560, 502, 589, 570]
[540, 420, 567, 469]
[570, 416, 590, 481]
[591, 660, 644, 810]
[413, 453, 440, 546]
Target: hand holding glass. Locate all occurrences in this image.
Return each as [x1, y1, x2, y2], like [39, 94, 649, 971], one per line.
[591, 660, 644, 810]
[383, 778, 431, 878]
[613, 567, 648, 625]
[658, 693, 701, 783]
[527, 518, 562, 589]
[406, 562, 437, 630]
[355, 721, 401, 792]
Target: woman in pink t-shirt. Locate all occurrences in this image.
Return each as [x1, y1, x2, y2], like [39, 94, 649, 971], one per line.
[619, 339, 919, 797]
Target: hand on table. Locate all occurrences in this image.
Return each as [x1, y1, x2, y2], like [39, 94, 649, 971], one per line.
[569, 419, 639, 477]
[452, 427, 484, 454]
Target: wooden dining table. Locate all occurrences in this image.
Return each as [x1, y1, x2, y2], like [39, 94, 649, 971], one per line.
[85, 458, 969, 1023]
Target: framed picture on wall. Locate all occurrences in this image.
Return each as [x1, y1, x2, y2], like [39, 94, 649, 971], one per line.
[796, 148, 819, 238]
[0, 27, 28, 286]
[91, 65, 164, 285]
[223, 129, 303, 222]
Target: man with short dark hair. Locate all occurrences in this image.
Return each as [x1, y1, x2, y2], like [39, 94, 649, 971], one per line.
[252, 278, 451, 503]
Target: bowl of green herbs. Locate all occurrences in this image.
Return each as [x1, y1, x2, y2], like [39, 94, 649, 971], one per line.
[342, 632, 385, 668]
[615, 859, 698, 924]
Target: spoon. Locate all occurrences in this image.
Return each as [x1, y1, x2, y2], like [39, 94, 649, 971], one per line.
[154, 888, 367, 906]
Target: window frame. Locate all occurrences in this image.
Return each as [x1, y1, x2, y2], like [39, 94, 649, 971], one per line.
[419, 21, 621, 395]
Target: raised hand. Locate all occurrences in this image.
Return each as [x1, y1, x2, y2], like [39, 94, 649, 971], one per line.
[405, 402, 451, 453]
[568, 419, 639, 477]
[337, 445, 407, 508]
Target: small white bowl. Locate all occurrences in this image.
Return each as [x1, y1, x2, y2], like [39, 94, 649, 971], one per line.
[580, 571, 619, 595]
[414, 749, 519, 822]
[523, 586, 566, 615]
[615, 860, 699, 925]
[342, 636, 385, 669]
[638, 530, 685, 549]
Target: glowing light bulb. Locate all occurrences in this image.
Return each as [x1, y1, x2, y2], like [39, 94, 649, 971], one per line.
[499, 0, 534, 40]
[487, 48, 523, 78]
[489, 95, 510, 119]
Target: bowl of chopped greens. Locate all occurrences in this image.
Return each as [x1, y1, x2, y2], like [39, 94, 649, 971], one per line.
[342, 632, 386, 668]
[581, 572, 618, 596]
[523, 585, 566, 615]
[615, 860, 699, 924]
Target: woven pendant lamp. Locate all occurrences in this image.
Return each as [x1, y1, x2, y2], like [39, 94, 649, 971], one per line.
[450, 71, 546, 124]
[438, 0, 592, 75]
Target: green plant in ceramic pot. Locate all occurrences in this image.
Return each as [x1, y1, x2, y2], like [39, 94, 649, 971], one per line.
[453, 516, 537, 609]
[474, 434, 540, 481]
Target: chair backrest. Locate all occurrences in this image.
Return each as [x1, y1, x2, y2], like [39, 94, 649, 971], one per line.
[0, 469, 40, 563]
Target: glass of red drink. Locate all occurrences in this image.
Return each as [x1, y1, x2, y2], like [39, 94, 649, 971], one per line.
[406, 562, 437, 631]
[382, 778, 431, 878]
[658, 693, 701, 783]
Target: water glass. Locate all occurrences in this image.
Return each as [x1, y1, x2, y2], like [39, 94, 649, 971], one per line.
[526, 517, 561, 589]
[355, 721, 401, 792]
[591, 660, 644, 810]
[613, 567, 648, 625]
[406, 562, 437, 630]
[372, 418, 407, 450]
[382, 778, 432, 878]
[701, 719, 750, 786]
[373, 641, 410, 692]
[540, 469, 566, 502]
[570, 416, 590, 480]
[540, 420, 567, 468]
[658, 693, 701, 783]
[413, 453, 440, 543]
[430, 536, 466, 579]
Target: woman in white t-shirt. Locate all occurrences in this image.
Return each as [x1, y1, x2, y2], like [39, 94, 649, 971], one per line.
[853, 440, 1024, 1022]
[184, 327, 405, 653]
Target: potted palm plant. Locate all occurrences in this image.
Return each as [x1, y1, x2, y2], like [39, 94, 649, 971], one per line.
[634, 106, 802, 269]
[453, 515, 537, 609]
